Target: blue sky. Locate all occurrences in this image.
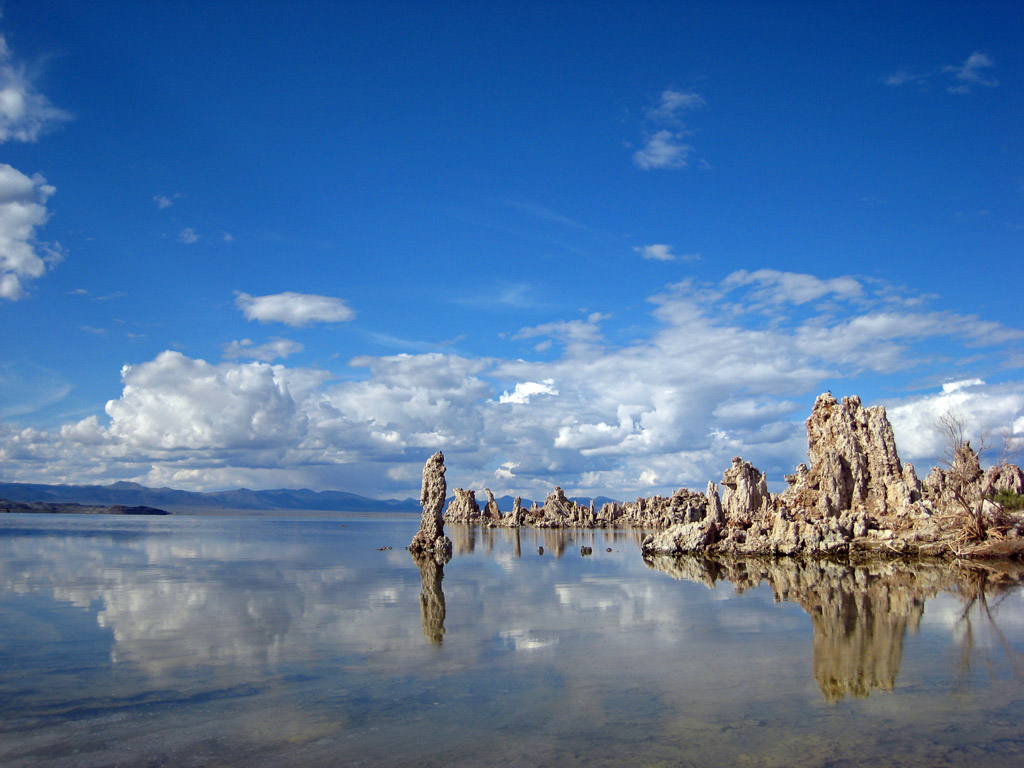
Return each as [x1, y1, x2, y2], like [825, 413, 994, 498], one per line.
[1, 0, 1022, 499]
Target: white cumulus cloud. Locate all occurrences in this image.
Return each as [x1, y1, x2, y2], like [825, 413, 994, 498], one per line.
[0, 163, 61, 300]
[886, 380, 1024, 465]
[235, 291, 356, 327]
[2, 270, 1022, 499]
[104, 351, 311, 451]
[499, 379, 558, 404]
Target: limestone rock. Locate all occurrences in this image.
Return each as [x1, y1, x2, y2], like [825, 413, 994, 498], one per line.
[983, 462, 1024, 497]
[540, 486, 571, 525]
[417, 391, 1024, 559]
[640, 515, 719, 555]
[781, 393, 916, 517]
[482, 488, 502, 522]
[502, 496, 526, 527]
[604, 487, 712, 529]
[445, 488, 481, 523]
[536, 486, 594, 527]
[409, 451, 453, 560]
[705, 481, 724, 525]
[721, 457, 769, 525]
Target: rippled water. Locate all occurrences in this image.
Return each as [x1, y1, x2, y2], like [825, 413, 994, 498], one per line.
[1, 513, 1023, 767]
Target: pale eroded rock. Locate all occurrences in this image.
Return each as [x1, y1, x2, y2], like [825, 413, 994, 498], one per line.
[445, 488, 481, 523]
[409, 451, 453, 560]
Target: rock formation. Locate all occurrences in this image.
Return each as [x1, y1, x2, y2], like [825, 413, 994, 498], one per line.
[444, 488, 481, 523]
[500, 496, 527, 527]
[721, 457, 769, 526]
[781, 394, 918, 518]
[409, 452, 453, 561]
[642, 393, 1024, 559]
[482, 489, 502, 522]
[424, 392, 1023, 559]
[984, 462, 1024, 496]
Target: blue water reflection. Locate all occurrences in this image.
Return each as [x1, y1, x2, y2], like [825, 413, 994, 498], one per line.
[1, 513, 1022, 767]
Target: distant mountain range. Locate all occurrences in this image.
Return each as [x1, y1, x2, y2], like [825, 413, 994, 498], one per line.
[0, 480, 618, 514]
[0, 481, 420, 513]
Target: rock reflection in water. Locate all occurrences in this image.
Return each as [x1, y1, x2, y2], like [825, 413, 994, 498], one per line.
[951, 565, 1024, 687]
[411, 551, 446, 643]
[644, 554, 973, 702]
[4, 516, 1024, 767]
[450, 523, 477, 555]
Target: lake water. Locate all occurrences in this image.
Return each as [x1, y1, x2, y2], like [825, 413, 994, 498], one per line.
[1, 513, 1023, 767]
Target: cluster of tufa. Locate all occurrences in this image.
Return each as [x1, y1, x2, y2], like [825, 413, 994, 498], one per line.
[641, 393, 1024, 558]
[417, 393, 1024, 560]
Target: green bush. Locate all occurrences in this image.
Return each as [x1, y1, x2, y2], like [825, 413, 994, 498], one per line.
[989, 489, 1024, 511]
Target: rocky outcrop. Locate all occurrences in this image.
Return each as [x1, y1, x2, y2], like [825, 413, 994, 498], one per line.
[641, 514, 719, 555]
[644, 394, 909, 557]
[595, 485, 719, 530]
[639, 483, 722, 554]
[643, 393, 1024, 559]
[721, 457, 769, 526]
[984, 462, 1024, 496]
[781, 394, 918, 518]
[428, 392, 1024, 559]
[500, 496, 527, 527]
[409, 452, 453, 561]
[534, 487, 595, 527]
[444, 488, 481, 523]
[482, 489, 502, 522]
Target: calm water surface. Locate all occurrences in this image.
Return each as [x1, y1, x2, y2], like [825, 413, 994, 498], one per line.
[1, 513, 1023, 767]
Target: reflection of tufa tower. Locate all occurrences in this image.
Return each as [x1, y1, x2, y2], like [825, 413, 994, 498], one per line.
[643, 555, 945, 703]
[412, 552, 446, 644]
[797, 568, 927, 702]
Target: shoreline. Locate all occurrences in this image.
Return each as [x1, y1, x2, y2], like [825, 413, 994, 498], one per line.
[0, 499, 170, 515]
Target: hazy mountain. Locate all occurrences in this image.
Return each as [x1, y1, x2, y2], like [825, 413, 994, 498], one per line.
[0, 482, 620, 515]
[0, 481, 419, 513]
